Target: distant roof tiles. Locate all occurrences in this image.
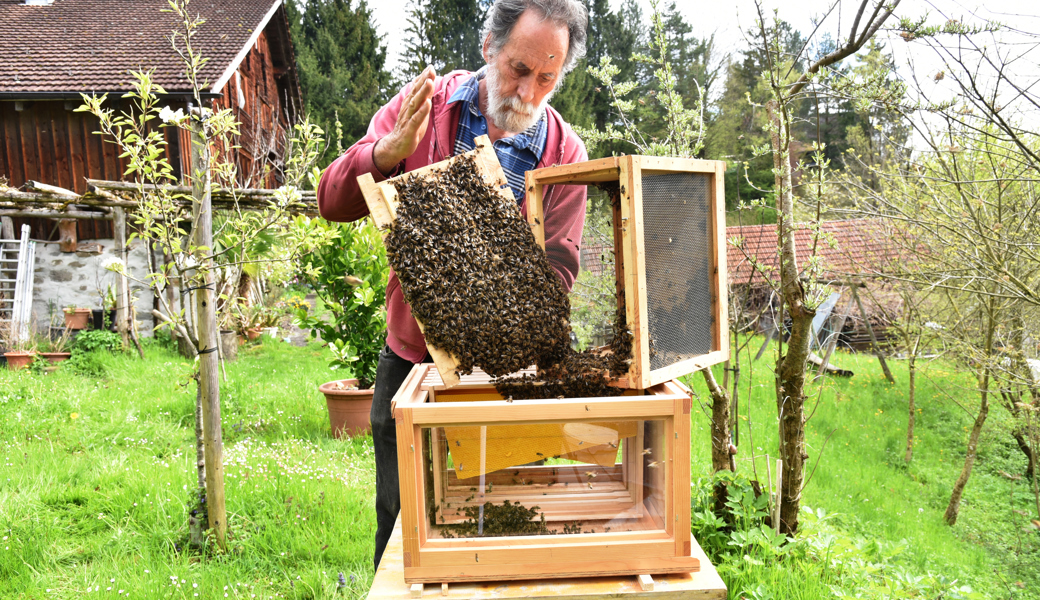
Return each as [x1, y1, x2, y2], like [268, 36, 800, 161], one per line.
[0, 0, 280, 95]
[726, 219, 898, 286]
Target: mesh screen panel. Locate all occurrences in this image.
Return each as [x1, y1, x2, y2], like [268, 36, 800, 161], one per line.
[641, 173, 714, 371]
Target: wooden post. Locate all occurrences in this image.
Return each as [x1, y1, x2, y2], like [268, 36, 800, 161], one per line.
[814, 290, 850, 382]
[191, 116, 227, 550]
[0, 214, 14, 237]
[774, 458, 782, 534]
[58, 219, 78, 252]
[113, 208, 130, 348]
[849, 284, 895, 384]
[754, 321, 777, 361]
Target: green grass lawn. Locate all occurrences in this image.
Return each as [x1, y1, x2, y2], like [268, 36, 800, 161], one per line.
[1, 338, 376, 599]
[680, 344, 1040, 599]
[1, 338, 1036, 599]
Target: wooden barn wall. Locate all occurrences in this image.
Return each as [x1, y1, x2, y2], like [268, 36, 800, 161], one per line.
[0, 100, 187, 240]
[0, 100, 184, 194]
[212, 28, 293, 190]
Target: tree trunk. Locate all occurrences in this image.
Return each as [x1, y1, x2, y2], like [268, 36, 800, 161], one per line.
[1012, 429, 1036, 481]
[703, 367, 732, 474]
[113, 208, 131, 350]
[191, 121, 227, 550]
[730, 358, 740, 448]
[767, 100, 814, 535]
[943, 381, 989, 525]
[905, 352, 916, 464]
[1006, 314, 1036, 481]
[189, 384, 207, 548]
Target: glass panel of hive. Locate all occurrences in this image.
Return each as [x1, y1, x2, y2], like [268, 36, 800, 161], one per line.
[420, 419, 669, 538]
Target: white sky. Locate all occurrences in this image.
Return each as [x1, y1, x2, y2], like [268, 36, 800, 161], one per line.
[368, 0, 1038, 72]
[366, 0, 1040, 127]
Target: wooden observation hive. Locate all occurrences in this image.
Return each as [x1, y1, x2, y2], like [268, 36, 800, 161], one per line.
[359, 143, 729, 586]
[526, 156, 730, 389]
[390, 366, 698, 584]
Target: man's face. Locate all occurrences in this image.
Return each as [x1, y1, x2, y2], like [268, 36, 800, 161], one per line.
[483, 9, 569, 133]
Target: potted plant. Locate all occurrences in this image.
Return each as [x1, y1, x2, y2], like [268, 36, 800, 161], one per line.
[63, 305, 91, 330]
[257, 306, 281, 338]
[1, 321, 37, 370]
[92, 284, 118, 331]
[241, 306, 263, 341]
[228, 305, 262, 343]
[39, 327, 73, 364]
[294, 218, 388, 438]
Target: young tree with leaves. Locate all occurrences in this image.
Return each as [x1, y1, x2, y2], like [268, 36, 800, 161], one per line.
[80, 1, 326, 550]
[848, 123, 1040, 524]
[747, 0, 900, 534]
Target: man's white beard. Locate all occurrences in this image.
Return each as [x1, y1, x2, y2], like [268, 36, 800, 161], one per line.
[484, 64, 553, 133]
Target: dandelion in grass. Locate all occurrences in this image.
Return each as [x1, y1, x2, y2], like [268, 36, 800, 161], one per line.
[70, 412, 79, 420]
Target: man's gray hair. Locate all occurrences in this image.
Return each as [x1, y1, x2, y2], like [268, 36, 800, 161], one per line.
[481, 0, 588, 74]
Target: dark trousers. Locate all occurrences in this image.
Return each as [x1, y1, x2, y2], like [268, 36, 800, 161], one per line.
[371, 345, 427, 571]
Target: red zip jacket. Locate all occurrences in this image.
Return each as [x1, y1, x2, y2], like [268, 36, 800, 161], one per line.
[317, 70, 589, 363]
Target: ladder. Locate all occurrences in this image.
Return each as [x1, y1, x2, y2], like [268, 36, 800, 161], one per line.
[0, 224, 36, 343]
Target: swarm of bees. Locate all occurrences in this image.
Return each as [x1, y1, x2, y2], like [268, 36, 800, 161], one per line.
[385, 155, 633, 398]
[386, 156, 571, 377]
[439, 500, 549, 538]
[494, 293, 633, 400]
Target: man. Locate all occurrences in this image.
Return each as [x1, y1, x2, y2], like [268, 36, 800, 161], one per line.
[317, 0, 589, 569]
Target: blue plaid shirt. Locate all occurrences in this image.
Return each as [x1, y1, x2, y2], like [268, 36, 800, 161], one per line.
[447, 68, 547, 204]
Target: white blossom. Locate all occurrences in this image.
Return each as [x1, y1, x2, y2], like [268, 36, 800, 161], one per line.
[159, 106, 186, 124]
[100, 256, 126, 274]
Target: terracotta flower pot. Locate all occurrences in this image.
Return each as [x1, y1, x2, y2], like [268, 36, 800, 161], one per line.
[4, 351, 35, 370]
[39, 352, 71, 364]
[63, 308, 91, 330]
[319, 378, 374, 438]
[245, 327, 262, 341]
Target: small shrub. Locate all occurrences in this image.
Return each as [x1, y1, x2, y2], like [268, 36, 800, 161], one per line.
[63, 351, 108, 377]
[73, 330, 123, 354]
[28, 354, 49, 375]
[292, 218, 388, 388]
[691, 471, 989, 599]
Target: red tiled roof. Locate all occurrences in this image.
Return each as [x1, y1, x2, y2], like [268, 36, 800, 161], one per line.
[0, 0, 280, 95]
[726, 219, 899, 286]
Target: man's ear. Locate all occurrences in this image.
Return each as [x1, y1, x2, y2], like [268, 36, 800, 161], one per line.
[481, 34, 491, 64]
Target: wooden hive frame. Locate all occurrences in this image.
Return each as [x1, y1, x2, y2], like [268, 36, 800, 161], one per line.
[391, 364, 698, 584]
[357, 135, 512, 388]
[526, 156, 730, 389]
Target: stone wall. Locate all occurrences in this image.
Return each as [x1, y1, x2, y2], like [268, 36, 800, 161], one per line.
[31, 238, 155, 335]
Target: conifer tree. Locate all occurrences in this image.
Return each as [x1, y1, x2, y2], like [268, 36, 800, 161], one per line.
[287, 0, 391, 166]
[401, 0, 490, 78]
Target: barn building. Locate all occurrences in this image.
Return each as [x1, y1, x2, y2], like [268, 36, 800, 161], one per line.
[0, 0, 302, 333]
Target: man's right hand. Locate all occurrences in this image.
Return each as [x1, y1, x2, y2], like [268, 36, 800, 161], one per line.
[374, 66, 437, 176]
